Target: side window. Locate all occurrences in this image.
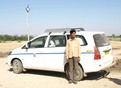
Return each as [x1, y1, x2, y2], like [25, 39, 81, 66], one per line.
[76, 35, 87, 46]
[67, 35, 87, 46]
[48, 35, 66, 47]
[28, 36, 47, 48]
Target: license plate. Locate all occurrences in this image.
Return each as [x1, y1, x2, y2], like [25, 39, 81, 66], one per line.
[105, 51, 109, 55]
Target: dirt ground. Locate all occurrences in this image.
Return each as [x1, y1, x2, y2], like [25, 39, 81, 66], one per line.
[0, 41, 121, 88]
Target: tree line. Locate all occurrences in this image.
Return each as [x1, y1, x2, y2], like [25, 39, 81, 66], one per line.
[0, 34, 121, 42]
[0, 34, 33, 42]
[108, 34, 121, 41]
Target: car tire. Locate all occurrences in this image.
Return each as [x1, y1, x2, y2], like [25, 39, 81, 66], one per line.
[12, 59, 23, 74]
[65, 64, 84, 81]
[75, 65, 84, 81]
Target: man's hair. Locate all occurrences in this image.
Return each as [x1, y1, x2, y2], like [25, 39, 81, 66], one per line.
[70, 29, 76, 34]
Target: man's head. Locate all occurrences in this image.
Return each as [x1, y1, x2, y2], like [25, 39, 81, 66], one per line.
[70, 29, 76, 39]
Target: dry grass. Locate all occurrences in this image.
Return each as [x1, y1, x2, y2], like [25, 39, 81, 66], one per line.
[110, 41, 121, 49]
[0, 41, 27, 57]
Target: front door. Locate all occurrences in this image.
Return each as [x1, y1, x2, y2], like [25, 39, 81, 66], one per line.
[21, 36, 47, 68]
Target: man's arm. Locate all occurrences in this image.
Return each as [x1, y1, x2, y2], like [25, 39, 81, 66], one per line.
[78, 40, 81, 57]
[66, 40, 69, 61]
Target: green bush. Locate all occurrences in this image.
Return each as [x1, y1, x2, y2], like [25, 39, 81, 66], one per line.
[0, 34, 33, 42]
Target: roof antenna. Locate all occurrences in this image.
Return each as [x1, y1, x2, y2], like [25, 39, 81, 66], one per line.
[49, 32, 51, 35]
[63, 31, 66, 34]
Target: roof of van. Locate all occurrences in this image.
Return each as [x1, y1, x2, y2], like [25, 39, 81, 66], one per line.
[37, 31, 104, 37]
[31, 31, 105, 41]
[31, 28, 104, 39]
[44, 28, 104, 35]
[49, 31, 104, 35]
[45, 28, 85, 33]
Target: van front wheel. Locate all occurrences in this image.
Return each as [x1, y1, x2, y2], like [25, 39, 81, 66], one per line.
[12, 59, 23, 74]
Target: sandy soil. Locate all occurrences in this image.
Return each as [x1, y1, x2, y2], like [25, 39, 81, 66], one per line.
[0, 41, 121, 88]
[0, 58, 121, 88]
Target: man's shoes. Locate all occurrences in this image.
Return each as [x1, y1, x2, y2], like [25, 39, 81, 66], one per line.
[84, 73, 87, 77]
[68, 80, 78, 84]
[68, 80, 73, 84]
[73, 81, 77, 84]
[103, 71, 110, 77]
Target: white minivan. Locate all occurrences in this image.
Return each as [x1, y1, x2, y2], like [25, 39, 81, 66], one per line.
[7, 28, 114, 80]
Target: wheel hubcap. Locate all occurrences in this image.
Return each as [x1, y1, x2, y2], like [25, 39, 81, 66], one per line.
[13, 61, 19, 71]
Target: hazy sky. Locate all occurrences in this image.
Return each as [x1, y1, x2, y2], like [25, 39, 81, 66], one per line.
[0, 0, 121, 35]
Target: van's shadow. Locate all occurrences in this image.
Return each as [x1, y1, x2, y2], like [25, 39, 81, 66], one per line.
[9, 68, 113, 81]
[9, 68, 121, 85]
[25, 70, 107, 81]
[8, 68, 66, 78]
[107, 78, 121, 85]
[25, 69, 67, 79]
[84, 71, 110, 80]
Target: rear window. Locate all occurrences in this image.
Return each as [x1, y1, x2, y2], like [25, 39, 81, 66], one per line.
[93, 34, 110, 47]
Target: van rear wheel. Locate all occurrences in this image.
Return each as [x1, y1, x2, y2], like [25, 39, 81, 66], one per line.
[12, 59, 23, 74]
[65, 64, 84, 81]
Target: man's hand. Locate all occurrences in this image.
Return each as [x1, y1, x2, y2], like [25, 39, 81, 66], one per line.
[66, 58, 69, 62]
[78, 57, 80, 62]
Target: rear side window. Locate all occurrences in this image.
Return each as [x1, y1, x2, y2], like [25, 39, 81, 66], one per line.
[67, 35, 87, 46]
[48, 35, 66, 47]
[93, 34, 110, 47]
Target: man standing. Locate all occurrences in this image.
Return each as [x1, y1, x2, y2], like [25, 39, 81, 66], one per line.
[66, 29, 81, 84]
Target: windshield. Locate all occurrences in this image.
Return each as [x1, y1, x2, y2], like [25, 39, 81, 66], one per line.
[93, 34, 110, 47]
